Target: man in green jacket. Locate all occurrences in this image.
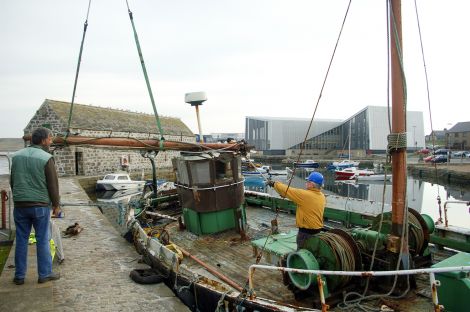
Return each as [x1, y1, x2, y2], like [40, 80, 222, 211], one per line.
[268, 172, 326, 248]
[10, 127, 61, 285]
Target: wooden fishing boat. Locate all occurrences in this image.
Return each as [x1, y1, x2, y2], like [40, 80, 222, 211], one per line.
[128, 148, 470, 311]
[46, 1, 470, 311]
[125, 1, 470, 310]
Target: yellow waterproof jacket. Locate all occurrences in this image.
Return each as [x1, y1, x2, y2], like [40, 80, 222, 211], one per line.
[273, 182, 326, 229]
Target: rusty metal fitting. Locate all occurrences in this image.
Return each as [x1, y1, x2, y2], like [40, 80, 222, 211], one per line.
[387, 235, 401, 253]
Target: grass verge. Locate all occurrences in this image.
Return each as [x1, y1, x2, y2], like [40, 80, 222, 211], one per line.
[0, 243, 13, 274]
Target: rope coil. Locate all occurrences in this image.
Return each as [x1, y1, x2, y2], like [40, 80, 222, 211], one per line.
[387, 132, 407, 154]
[316, 232, 356, 287]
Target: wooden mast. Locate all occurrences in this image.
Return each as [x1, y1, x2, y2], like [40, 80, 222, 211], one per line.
[22, 134, 249, 153]
[390, 0, 407, 249]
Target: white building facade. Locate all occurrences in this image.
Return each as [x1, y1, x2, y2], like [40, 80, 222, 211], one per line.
[289, 106, 425, 155]
[245, 117, 342, 155]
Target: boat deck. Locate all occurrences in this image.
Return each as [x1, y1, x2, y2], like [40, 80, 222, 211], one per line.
[162, 204, 455, 311]
[167, 206, 301, 304]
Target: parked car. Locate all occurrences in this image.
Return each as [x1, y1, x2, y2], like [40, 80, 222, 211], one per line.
[431, 155, 448, 163]
[417, 148, 431, 155]
[433, 148, 449, 155]
[424, 155, 434, 163]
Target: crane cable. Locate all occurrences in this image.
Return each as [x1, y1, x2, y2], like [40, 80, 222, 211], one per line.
[125, 0, 165, 150]
[65, 0, 92, 140]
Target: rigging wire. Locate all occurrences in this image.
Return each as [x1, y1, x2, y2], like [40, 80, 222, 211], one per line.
[339, 1, 411, 309]
[386, 0, 392, 133]
[233, 0, 354, 307]
[282, 0, 353, 198]
[125, 0, 166, 148]
[413, 0, 441, 204]
[66, 0, 92, 137]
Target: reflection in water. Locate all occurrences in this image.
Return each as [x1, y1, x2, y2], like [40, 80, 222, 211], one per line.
[244, 167, 470, 228]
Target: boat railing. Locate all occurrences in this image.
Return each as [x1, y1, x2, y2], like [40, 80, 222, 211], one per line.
[174, 179, 245, 191]
[248, 264, 470, 311]
[440, 200, 470, 227]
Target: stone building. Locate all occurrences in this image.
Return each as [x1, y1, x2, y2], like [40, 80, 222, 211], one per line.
[446, 122, 470, 149]
[24, 99, 195, 176]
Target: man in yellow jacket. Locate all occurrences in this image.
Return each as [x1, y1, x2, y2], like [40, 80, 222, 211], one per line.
[268, 172, 326, 248]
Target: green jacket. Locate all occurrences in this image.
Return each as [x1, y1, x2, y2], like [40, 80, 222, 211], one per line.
[11, 145, 52, 204]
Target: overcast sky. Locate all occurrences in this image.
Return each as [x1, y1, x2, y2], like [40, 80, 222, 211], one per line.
[1, 0, 469, 138]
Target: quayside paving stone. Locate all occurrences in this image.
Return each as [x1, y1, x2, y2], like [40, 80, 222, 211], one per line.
[0, 176, 189, 312]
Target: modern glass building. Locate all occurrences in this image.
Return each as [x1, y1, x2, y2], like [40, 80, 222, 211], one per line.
[289, 106, 425, 154]
[245, 116, 342, 155]
[246, 106, 425, 155]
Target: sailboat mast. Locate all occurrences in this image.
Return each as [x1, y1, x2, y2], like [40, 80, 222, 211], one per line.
[390, 0, 407, 240]
[348, 121, 352, 162]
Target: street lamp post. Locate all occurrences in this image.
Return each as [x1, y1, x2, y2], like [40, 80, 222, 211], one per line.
[413, 125, 417, 151]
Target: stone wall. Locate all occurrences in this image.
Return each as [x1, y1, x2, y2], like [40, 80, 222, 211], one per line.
[24, 104, 65, 135]
[25, 103, 196, 177]
[52, 136, 193, 176]
[53, 148, 76, 176]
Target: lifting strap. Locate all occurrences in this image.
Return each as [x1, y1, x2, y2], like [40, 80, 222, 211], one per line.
[126, 0, 165, 149]
[66, 0, 92, 139]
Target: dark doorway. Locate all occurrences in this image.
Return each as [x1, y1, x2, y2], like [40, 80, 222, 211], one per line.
[75, 152, 83, 175]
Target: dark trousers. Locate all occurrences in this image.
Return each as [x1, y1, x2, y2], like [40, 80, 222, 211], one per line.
[296, 228, 322, 249]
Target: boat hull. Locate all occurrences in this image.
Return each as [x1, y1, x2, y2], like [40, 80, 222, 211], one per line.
[132, 223, 317, 312]
[96, 181, 145, 191]
[334, 171, 355, 180]
[293, 162, 319, 168]
[356, 174, 392, 181]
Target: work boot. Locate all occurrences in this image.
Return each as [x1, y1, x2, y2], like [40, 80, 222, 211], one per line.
[38, 272, 60, 283]
[13, 277, 24, 285]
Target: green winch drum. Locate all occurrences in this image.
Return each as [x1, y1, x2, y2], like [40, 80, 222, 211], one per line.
[286, 249, 319, 290]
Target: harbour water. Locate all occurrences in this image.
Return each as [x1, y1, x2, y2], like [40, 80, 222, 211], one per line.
[94, 166, 470, 235]
[245, 167, 470, 229]
[2, 151, 468, 230]
[0, 154, 11, 175]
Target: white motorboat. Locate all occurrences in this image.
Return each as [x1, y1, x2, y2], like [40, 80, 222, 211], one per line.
[96, 173, 146, 191]
[332, 159, 360, 168]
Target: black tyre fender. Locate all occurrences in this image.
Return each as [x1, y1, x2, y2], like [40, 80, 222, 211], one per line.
[129, 269, 164, 284]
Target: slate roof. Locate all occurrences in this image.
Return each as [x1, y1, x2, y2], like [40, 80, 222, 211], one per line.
[429, 130, 447, 136]
[44, 99, 193, 136]
[448, 122, 470, 133]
